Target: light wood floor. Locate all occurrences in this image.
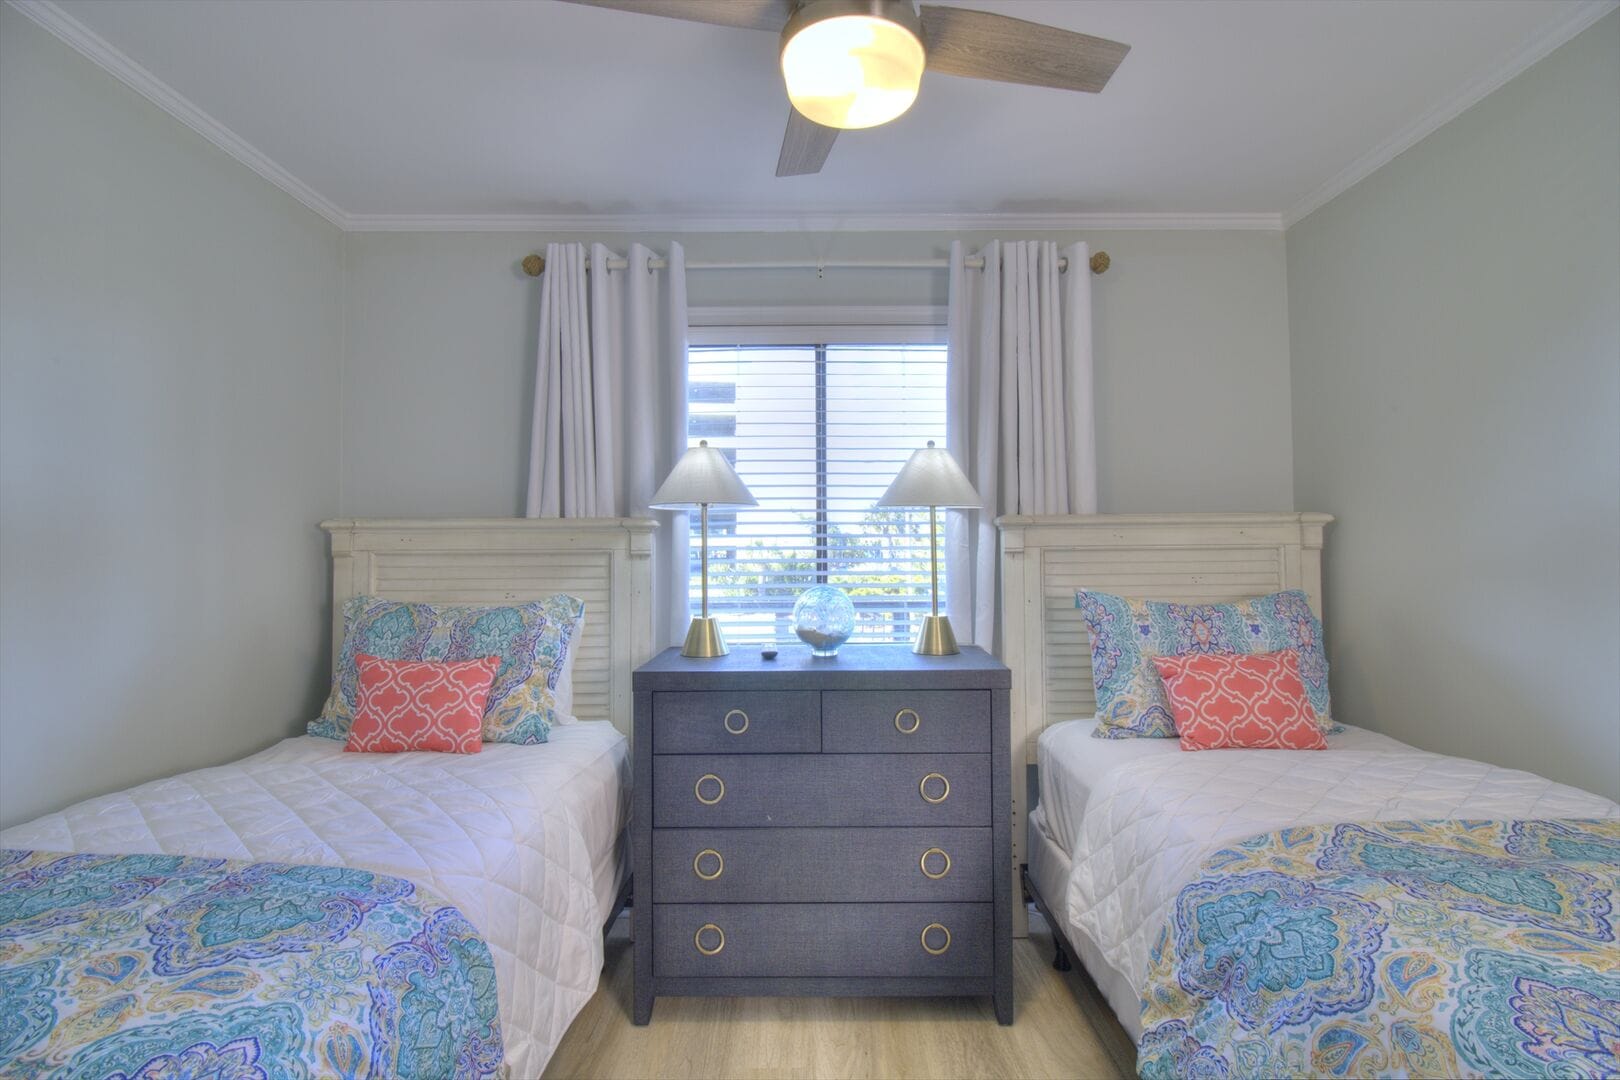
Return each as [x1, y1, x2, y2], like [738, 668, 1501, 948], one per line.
[543, 911, 1135, 1080]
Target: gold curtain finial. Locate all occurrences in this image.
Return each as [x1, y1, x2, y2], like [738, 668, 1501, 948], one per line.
[522, 254, 545, 277]
[1090, 251, 1110, 275]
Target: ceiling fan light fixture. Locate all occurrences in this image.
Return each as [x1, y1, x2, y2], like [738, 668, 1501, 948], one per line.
[780, 1, 925, 131]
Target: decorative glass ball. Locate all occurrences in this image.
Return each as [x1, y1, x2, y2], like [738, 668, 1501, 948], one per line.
[793, 585, 855, 657]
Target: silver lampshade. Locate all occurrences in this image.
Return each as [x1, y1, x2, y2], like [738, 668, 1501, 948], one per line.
[650, 440, 757, 658]
[876, 441, 981, 655]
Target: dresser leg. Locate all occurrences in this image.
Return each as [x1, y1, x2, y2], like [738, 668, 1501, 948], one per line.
[633, 990, 654, 1025]
[995, 986, 1014, 1026]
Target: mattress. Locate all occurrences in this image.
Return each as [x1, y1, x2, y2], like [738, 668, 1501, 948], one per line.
[1035, 718, 1409, 856]
[0, 721, 631, 1078]
[1029, 803, 1145, 1043]
[1035, 718, 1620, 1034]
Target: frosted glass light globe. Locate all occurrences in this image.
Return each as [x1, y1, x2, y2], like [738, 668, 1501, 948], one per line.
[781, 14, 924, 130]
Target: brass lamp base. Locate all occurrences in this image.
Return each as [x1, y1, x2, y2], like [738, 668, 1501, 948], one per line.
[681, 616, 729, 658]
[913, 614, 959, 656]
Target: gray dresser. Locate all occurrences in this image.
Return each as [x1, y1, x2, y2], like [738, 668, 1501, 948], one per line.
[632, 645, 1012, 1024]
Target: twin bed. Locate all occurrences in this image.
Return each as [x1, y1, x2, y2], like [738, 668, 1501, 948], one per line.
[3, 512, 1615, 1078]
[1029, 722, 1617, 1040]
[1002, 514, 1620, 1077]
[0, 518, 654, 1078]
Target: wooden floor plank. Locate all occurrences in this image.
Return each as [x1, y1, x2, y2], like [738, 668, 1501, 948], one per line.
[544, 911, 1134, 1079]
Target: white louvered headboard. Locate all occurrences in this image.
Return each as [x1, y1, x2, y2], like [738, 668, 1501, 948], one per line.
[322, 518, 657, 738]
[996, 512, 1331, 934]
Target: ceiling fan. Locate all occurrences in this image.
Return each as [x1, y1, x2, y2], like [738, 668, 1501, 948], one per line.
[559, 0, 1130, 176]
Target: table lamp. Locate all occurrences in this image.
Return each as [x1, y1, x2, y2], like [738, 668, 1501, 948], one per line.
[650, 440, 758, 658]
[875, 440, 981, 655]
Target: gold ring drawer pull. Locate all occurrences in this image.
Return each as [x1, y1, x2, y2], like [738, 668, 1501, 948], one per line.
[694, 923, 726, 956]
[695, 773, 726, 805]
[693, 848, 724, 881]
[723, 708, 749, 735]
[919, 847, 952, 880]
[894, 707, 921, 735]
[919, 772, 950, 804]
[920, 922, 951, 956]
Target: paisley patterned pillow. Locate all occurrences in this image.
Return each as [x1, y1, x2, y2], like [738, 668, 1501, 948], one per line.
[1077, 588, 1335, 739]
[310, 594, 585, 745]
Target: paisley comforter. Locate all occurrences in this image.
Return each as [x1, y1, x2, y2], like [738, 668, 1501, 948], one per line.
[0, 848, 503, 1078]
[1137, 819, 1620, 1079]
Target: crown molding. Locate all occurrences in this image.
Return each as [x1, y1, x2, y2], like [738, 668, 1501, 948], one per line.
[7, 0, 347, 228]
[11, 0, 1281, 236]
[1284, 0, 1618, 227]
[342, 211, 1285, 233]
[16, 0, 1607, 237]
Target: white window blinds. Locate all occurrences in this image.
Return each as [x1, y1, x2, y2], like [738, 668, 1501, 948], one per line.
[687, 341, 948, 645]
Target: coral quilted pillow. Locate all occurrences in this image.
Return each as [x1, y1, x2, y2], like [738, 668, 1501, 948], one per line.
[346, 654, 501, 754]
[1077, 588, 1335, 739]
[311, 594, 585, 745]
[1152, 650, 1327, 751]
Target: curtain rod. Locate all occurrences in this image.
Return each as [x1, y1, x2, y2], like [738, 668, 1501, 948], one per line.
[519, 251, 1111, 278]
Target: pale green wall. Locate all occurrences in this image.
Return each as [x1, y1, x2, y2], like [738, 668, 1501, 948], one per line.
[1288, 12, 1620, 799]
[341, 229, 1295, 517]
[7, 0, 1612, 829]
[0, 6, 345, 826]
[0, 3, 1294, 828]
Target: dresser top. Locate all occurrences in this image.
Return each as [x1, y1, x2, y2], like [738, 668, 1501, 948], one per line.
[633, 644, 1010, 690]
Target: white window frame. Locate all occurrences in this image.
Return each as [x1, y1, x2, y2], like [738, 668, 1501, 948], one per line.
[688, 305, 948, 347]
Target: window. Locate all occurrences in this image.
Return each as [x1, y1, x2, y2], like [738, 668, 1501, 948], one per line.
[686, 325, 947, 645]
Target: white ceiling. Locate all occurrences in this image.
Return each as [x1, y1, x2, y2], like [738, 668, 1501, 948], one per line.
[32, 0, 1616, 228]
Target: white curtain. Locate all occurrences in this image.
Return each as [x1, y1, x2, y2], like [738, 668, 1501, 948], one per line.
[525, 241, 691, 647]
[944, 239, 1098, 651]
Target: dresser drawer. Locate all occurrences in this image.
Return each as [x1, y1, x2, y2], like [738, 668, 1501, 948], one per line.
[822, 690, 990, 753]
[654, 902, 991, 977]
[653, 754, 989, 827]
[653, 691, 819, 754]
[652, 827, 992, 903]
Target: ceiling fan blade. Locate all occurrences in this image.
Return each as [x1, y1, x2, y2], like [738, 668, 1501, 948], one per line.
[556, 0, 790, 32]
[776, 108, 838, 177]
[918, 6, 1130, 93]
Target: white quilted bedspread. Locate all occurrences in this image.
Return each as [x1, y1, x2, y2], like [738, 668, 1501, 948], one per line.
[0, 723, 631, 1079]
[1054, 721, 1620, 1008]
